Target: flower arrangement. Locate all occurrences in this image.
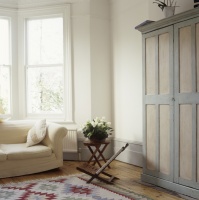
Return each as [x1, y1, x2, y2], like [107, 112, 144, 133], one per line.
[153, 0, 177, 11]
[82, 117, 113, 141]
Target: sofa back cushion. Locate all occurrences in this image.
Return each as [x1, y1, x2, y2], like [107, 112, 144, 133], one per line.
[26, 119, 47, 147]
[0, 121, 35, 144]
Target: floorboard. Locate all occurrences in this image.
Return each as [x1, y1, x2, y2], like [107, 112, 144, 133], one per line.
[0, 160, 196, 200]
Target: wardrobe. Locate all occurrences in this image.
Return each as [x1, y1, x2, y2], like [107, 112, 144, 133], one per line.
[136, 9, 199, 198]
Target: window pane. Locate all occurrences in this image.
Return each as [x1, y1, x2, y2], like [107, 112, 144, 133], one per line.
[27, 67, 64, 114]
[0, 19, 10, 65]
[0, 66, 10, 114]
[0, 18, 11, 114]
[27, 17, 63, 65]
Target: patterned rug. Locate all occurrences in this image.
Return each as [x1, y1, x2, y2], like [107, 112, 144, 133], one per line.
[0, 175, 153, 200]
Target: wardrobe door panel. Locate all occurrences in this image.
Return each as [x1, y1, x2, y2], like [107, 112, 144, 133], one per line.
[179, 26, 192, 93]
[179, 104, 192, 181]
[146, 37, 156, 95]
[146, 105, 156, 171]
[159, 33, 170, 95]
[159, 105, 170, 175]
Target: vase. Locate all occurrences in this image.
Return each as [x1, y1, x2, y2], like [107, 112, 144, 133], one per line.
[163, 6, 175, 18]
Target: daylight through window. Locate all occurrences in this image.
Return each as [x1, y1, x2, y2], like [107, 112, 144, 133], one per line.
[26, 17, 64, 116]
[0, 18, 11, 114]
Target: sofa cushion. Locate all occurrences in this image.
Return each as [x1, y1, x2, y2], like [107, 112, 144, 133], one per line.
[0, 149, 7, 161]
[0, 143, 52, 160]
[26, 119, 47, 147]
[0, 121, 35, 144]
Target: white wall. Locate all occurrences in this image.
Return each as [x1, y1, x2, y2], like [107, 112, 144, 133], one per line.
[110, 0, 194, 144]
[71, 0, 92, 126]
[110, 0, 147, 143]
[90, 0, 111, 121]
[72, 0, 112, 132]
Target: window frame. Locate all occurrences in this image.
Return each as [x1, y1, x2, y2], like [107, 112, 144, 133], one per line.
[0, 15, 13, 119]
[0, 16, 12, 114]
[25, 15, 65, 118]
[17, 5, 72, 123]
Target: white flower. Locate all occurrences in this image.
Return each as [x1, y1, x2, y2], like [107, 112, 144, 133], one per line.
[94, 120, 99, 126]
[101, 116, 106, 121]
[95, 117, 100, 122]
[107, 122, 111, 127]
[98, 122, 103, 126]
[91, 121, 96, 127]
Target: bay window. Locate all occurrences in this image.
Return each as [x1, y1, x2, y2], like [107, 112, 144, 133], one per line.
[0, 5, 72, 122]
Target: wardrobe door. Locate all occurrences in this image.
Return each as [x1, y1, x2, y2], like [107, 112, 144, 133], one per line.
[174, 17, 199, 189]
[143, 26, 174, 181]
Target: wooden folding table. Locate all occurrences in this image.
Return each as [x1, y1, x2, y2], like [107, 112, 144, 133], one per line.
[77, 143, 129, 184]
[83, 139, 110, 168]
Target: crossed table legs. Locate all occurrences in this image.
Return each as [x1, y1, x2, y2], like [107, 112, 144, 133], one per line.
[83, 140, 111, 168]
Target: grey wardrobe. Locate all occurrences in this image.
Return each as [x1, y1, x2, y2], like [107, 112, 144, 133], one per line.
[136, 9, 199, 199]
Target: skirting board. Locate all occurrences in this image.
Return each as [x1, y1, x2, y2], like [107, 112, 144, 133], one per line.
[113, 139, 143, 167]
[63, 152, 79, 161]
[141, 173, 199, 199]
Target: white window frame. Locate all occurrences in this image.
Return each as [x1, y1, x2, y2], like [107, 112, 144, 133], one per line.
[0, 9, 18, 120]
[18, 5, 73, 123]
[0, 16, 11, 117]
[25, 15, 65, 119]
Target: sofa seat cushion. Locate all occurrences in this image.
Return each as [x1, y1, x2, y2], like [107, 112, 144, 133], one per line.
[0, 149, 7, 161]
[0, 143, 52, 160]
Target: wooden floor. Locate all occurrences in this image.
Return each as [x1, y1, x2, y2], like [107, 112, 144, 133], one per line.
[0, 160, 194, 200]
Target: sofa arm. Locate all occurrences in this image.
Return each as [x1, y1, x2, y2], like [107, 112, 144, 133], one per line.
[42, 123, 67, 160]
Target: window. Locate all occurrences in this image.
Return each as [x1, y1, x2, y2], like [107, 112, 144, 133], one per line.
[0, 18, 11, 115]
[0, 5, 72, 122]
[26, 17, 64, 116]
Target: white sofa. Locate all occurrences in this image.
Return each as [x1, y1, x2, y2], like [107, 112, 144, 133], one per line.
[0, 120, 67, 178]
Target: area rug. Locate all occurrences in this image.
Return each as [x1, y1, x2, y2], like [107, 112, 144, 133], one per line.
[0, 175, 153, 200]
